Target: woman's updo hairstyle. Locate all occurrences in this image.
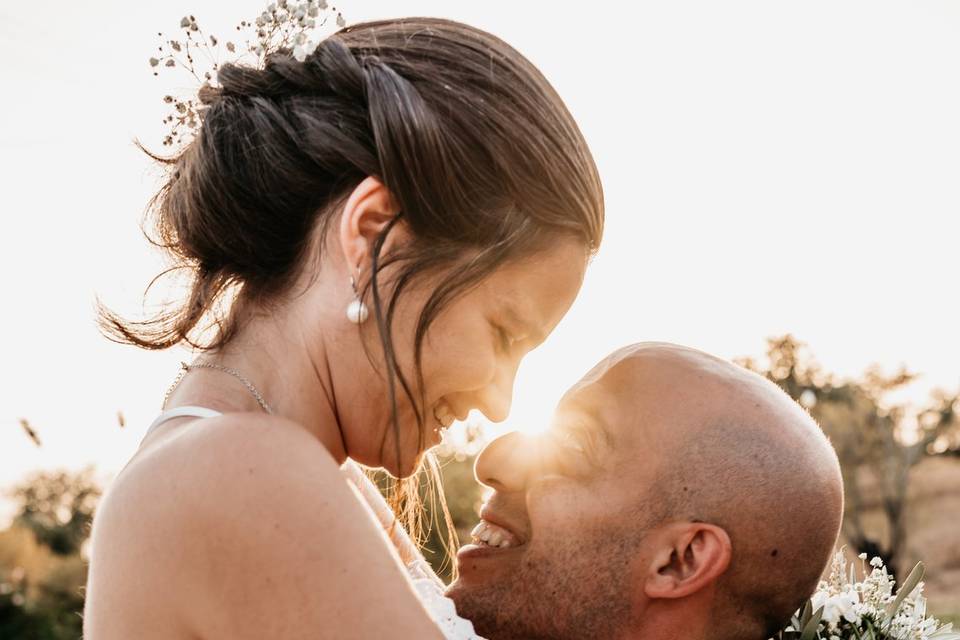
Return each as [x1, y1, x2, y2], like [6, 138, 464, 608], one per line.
[102, 16, 603, 467]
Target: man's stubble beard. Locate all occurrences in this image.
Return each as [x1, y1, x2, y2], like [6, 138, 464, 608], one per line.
[449, 524, 638, 640]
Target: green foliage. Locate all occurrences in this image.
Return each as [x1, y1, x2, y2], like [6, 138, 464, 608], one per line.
[0, 597, 62, 640]
[0, 521, 88, 639]
[0, 468, 98, 639]
[9, 467, 101, 557]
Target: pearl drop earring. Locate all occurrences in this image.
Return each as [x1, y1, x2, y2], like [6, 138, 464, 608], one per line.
[346, 274, 369, 324]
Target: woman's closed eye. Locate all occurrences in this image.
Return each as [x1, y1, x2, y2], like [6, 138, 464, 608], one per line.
[494, 324, 518, 354]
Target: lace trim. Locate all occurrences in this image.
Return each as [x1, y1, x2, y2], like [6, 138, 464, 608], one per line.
[407, 558, 486, 640]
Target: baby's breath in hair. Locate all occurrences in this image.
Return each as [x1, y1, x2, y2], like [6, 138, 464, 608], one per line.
[149, 0, 346, 147]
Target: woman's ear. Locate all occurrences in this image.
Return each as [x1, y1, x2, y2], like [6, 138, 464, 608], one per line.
[643, 522, 732, 600]
[338, 176, 404, 276]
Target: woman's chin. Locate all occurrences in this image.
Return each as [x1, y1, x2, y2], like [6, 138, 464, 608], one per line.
[349, 440, 429, 478]
[379, 447, 429, 479]
[389, 428, 442, 478]
[402, 450, 432, 478]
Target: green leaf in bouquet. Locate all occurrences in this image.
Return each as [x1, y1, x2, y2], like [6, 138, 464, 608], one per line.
[799, 606, 824, 640]
[887, 561, 924, 618]
[799, 599, 813, 629]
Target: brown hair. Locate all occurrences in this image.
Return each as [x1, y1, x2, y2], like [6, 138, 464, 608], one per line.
[101, 16, 604, 562]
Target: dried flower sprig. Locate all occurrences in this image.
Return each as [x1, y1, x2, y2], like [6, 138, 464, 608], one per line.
[148, 0, 346, 147]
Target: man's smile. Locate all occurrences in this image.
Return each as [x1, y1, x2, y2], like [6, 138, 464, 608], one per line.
[457, 505, 529, 566]
[469, 519, 521, 549]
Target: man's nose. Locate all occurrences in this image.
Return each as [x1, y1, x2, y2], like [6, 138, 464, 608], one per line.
[475, 431, 535, 492]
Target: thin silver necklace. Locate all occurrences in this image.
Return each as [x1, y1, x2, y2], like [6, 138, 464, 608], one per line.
[163, 361, 274, 415]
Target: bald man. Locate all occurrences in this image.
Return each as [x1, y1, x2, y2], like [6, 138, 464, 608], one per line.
[446, 343, 844, 640]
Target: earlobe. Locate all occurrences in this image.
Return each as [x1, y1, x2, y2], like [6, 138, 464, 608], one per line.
[643, 523, 732, 600]
[337, 176, 403, 276]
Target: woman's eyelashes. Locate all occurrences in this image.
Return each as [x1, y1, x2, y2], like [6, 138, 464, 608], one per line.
[494, 323, 517, 354]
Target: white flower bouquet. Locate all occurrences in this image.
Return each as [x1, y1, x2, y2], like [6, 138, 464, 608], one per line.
[771, 551, 960, 640]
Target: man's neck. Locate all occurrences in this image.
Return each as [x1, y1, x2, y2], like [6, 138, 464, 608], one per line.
[621, 600, 711, 640]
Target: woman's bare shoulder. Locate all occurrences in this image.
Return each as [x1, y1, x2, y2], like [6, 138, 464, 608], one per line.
[101, 413, 337, 526]
[89, 414, 444, 639]
[95, 412, 345, 572]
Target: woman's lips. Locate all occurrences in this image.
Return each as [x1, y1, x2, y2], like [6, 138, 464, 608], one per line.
[433, 402, 455, 430]
[420, 403, 452, 448]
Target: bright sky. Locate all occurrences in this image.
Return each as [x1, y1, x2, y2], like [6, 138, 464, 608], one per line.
[2, 0, 959, 525]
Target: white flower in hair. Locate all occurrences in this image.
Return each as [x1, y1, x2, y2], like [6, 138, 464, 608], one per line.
[148, 0, 347, 147]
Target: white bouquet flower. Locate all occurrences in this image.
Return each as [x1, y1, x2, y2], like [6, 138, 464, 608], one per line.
[771, 551, 960, 640]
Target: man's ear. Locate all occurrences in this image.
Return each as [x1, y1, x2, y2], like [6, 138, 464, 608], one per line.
[338, 176, 405, 276]
[643, 522, 732, 600]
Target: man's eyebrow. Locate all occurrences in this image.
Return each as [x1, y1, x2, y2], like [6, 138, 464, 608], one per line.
[557, 401, 615, 449]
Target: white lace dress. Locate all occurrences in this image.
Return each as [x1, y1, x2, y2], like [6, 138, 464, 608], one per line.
[341, 460, 487, 640]
[406, 555, 484, 639]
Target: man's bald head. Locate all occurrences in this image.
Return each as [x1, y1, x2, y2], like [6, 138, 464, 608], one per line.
[567, 343, 844, 638]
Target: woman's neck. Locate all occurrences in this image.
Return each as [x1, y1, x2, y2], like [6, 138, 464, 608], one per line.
[164, 307, 349, 465]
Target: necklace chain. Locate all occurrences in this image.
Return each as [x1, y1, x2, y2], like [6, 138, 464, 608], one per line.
[163, 361, 274, 415]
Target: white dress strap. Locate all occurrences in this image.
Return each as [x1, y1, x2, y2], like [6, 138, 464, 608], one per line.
[142, 405, 223, 443]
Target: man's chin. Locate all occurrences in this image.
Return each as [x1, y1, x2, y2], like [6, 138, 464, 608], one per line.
[447, 570, 538, 640]
[445, 571, 505, 640]
[447, 543, 526, 633]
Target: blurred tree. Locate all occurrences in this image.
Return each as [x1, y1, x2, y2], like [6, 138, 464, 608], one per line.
[1, 468, 100, 638]
[738, 335, 959, 579]
[0, 521, 87, 639]
[8, 467, 101, 557]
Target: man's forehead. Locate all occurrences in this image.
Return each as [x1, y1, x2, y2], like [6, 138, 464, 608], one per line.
[560, 343, 675, 401]
[567, 342, 750, 395]
[554, 354, 655, 447]
[555, 343, 737, 445]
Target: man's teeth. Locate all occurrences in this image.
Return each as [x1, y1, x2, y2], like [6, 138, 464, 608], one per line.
[469, 519, 518, 549]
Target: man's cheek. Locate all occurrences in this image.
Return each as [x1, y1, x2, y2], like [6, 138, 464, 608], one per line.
[528, 487, 584, 524]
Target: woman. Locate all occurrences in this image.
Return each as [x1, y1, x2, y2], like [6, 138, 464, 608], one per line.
[83, 14, 603, 640]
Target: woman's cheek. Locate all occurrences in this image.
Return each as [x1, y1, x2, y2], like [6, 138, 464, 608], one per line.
[463, 345, 500, 392]
[433, 326, 496, 387]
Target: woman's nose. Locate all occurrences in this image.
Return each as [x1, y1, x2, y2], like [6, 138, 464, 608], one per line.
[476, 364, 517, 424]
[474, 430, 534, 492]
